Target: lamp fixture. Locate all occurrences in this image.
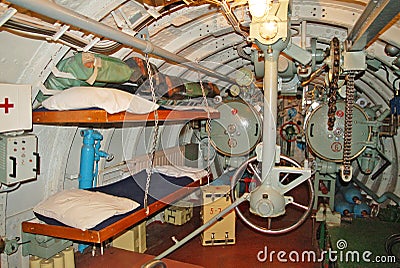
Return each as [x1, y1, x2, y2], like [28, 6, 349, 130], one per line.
[248, 0, 272, 18]
[259, 19, 278, 40]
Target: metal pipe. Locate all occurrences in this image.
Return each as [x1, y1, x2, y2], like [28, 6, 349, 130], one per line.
[370, 152, 391, 181]
[262, 50, 279, 181]
[8, 0, 235, 83]
[353, 178, 400, 206]
[256, 39, 289, 181]
[221, 0, 249, 38]
[346, 0, 399, 51]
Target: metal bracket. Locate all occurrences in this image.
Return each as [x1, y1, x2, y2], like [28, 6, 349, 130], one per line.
[46, 24, 70, 42]
[0, 7, 17, 27]
[265, 165, 312, 194]
[342, 50, 367, 72]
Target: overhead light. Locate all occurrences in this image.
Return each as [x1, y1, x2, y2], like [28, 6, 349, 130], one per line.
[259, 19, 278, 40]
[248, 0, 272, 18]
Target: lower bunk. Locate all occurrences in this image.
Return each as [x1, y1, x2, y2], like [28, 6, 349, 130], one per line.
[22, 167, 212, 246]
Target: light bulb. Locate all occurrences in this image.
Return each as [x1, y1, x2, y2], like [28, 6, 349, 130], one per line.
[259, 19, 278, 40]
[248, 0, 269, 18]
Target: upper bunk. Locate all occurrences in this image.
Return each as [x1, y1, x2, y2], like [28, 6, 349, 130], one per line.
[27, 51, 223, 125]
[32, 85, 220, 125]
[32, 107, 220, 125]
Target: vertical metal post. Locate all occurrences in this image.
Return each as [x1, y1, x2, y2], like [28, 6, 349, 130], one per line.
[262, 50, 279, 182]
[257, 39, 289, 182]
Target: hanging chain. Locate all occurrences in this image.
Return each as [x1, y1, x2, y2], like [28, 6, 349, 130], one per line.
[341, 72, 356, 181]
[144, 53, 159, 215]
[198, 72, 212, 184]
[327, 37, 341, 131]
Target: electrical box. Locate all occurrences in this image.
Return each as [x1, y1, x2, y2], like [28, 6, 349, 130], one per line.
[201, 185, 235, 246]
[0, 134, 38, 185]
[164, 201, 193, 225]
[112, 221, 146, 253]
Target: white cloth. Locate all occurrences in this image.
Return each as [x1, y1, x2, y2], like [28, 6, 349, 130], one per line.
[42, 87, 159, 114]
[33, 189, 139, 230]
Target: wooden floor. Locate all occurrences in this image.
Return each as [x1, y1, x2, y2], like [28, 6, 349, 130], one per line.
[76, 206, 321, 268]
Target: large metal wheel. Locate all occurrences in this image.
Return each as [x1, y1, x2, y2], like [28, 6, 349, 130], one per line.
[231, 155, 314, 234]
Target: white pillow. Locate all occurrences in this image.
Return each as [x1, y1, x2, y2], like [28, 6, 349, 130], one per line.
[42, 87, 159, 114]
[33, 189, 140, 230]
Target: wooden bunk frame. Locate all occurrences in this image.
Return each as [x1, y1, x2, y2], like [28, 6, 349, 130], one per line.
[24, 107, 218, 244]
[32, 108, 219, 124]
[22, 174, 212, 244]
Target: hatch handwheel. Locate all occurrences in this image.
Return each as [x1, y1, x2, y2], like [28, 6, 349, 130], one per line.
[231, 156, 314, 234]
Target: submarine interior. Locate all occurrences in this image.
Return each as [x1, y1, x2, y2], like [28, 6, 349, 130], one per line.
[0, 0, 399, 267]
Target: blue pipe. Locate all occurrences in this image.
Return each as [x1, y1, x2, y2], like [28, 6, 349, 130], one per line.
[78, 129, 109, 188]
[78, 129, 96, 189]
[77, 129, 110, 252]
[92, 131, 109, 187]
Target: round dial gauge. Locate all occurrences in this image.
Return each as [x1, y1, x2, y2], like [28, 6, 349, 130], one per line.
[236, 67, 254, 87]
[229, 85, 241, 97]
[209, 99, 262, 156]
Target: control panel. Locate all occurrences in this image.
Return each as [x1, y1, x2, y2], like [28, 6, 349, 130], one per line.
[0, 134, 38, 185]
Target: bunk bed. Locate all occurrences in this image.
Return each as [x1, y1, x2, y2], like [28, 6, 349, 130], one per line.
[23, 92, 219, 245]
[32, 107, 219, 124]
[32, 86, 219, 124]
[22, 168, 212, 244]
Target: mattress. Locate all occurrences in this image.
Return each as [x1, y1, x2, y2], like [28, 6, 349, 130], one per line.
[35, 169, 194, 230]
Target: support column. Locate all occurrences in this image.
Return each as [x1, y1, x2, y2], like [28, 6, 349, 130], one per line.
[262, 49, 279, 181]
[257, 39, 289, 182]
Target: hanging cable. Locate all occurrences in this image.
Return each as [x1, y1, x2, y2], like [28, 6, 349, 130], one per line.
[0, 183, 21, 193]
[236, 41, 252, 60]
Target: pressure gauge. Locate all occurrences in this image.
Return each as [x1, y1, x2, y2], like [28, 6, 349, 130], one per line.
[236, 67, 254, 87]
[209, 99, 262, 156]
[229, 85, 241, 97]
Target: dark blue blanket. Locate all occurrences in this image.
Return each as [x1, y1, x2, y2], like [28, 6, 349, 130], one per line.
[35, 169, 193, 230]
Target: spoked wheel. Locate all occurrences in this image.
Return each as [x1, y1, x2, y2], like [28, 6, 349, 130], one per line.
[231, 155, 314, 234]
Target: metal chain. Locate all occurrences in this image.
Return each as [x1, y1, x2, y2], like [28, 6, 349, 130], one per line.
[198, 73, 212, 184]
[342, 72, 356, 180]
[144, 53, 159, 215]
[327, 37, 341, 131]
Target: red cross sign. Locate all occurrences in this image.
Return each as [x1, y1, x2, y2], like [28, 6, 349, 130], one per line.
[0, 84, 31, 132]
[0, 98, 14, 114]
